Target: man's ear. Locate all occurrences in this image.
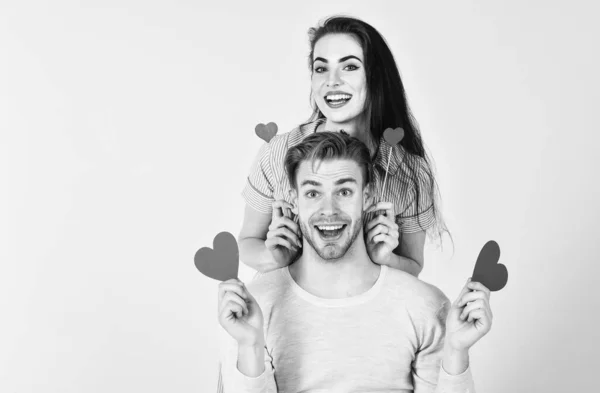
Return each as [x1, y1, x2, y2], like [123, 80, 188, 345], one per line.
[363, 183, 374, 211]
[288, 188, 298, 215]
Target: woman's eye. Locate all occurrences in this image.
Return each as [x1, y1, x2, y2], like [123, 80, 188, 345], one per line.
[344, 64, 358, 71]
[314, 66, 326, 73]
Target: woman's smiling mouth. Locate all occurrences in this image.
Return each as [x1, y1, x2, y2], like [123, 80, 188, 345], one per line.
[324, 92, 352, 108]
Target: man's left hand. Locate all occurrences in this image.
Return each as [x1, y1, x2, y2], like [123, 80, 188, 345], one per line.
[445, 279, 493, 351]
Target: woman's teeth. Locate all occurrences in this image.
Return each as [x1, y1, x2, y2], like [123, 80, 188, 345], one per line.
[325, 94, 351, 103]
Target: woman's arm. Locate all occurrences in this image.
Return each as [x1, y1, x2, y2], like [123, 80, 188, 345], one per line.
[389, 230, 425, 277]
[365, 200, 426, 277]
[238, 203, 301, 273]
[238, 204, 279, 273]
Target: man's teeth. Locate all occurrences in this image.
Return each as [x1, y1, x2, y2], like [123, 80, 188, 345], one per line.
[326, 94, 351, 101]
[317, 225, 343, 230]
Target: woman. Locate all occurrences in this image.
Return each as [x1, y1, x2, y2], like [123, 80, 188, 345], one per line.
[238, 15, 448, 277]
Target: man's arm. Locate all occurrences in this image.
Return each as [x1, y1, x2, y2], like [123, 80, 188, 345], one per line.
[237, 343, 267, 377]
[217, 279, 278, 393]
[412, 300, 476, 393]
[219, 326, 278, 393]
[430, 279, 494, 392]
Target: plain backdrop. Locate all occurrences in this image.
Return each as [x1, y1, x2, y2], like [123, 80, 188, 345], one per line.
[1, 1, 599, 392]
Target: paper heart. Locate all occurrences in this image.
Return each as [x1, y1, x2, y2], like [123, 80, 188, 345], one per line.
[255, 122, 278, 143]
[471, 240, 508, 291]
[194, 231, 239, 281]
[383, 127, 405, 145]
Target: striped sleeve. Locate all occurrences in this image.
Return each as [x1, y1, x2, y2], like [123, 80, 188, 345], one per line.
[241, 142, 275, 215]
[396, 161, 436, 234]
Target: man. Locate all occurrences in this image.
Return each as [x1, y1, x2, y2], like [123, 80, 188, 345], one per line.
[218, 132, 492, 392]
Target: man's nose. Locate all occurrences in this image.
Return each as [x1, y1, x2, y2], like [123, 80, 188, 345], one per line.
[319, 195, 339, 215]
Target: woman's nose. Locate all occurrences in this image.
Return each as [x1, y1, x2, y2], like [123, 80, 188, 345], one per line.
[326, 69, 341, 87]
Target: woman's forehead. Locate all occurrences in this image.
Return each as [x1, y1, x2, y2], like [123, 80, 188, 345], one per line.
[313, 33, 363, 60]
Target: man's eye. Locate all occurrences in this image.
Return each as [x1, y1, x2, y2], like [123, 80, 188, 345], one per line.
[340, 189, 353, 197]
[306, 191, 319, 198]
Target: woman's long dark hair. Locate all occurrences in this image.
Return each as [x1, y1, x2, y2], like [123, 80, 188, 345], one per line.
[303, 15, 450, 245]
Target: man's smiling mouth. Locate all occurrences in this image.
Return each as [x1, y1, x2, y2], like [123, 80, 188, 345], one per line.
[315, 224, 347, 239]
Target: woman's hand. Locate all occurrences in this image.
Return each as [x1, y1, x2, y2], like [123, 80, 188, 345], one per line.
[218, 279, 265, 347]
[265, 200, 302, 268]
[364, 201, 400, 266]
[445, 278, 493, 351]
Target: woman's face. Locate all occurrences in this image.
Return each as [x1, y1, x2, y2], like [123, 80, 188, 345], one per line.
[311, 33, 368, 126]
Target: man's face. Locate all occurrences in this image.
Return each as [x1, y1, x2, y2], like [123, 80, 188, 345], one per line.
[292, 158, 371, 261]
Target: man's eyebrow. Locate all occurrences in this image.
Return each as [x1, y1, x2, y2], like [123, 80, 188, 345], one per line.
[300, 179, 322, 187]
[334, 177, 357, 185]
[313, 55, 363, 64]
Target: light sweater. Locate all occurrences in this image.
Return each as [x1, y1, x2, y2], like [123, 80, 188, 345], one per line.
[219, 265, 476, 393]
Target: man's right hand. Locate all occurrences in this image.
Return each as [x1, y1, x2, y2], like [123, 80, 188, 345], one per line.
[218, 279, 265, 347]
[265, 200, 302, 268]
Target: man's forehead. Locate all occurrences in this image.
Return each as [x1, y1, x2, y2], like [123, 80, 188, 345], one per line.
[297, 159, 363, 184]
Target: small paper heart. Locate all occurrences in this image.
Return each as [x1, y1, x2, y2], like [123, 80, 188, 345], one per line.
[255, 122, 278, 143]
[383, 127, 405, 146]
[472, 240, 508, 291]
[194, 231, 239, 281]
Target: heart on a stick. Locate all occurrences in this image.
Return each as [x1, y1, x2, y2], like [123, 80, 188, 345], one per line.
[194, 231, 239, 282]
[471, 240, 508, 291]
[255, 122, 278, 143]
[383, 127, 405, 145]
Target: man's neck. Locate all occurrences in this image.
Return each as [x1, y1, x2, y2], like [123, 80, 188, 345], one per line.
[288, 236, 381, 299]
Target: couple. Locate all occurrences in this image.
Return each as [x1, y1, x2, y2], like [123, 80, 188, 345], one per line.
[218, 131, 493, 392]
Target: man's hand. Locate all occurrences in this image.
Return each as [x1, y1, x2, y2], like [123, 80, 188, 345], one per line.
[265, 200, 302, 268]
[364, 201, 400, 266]
[445, 278, 493, 351]
[218, 279, 265, 347]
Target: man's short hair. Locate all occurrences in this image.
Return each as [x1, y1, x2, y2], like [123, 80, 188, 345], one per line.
[285, 131, 374, 189]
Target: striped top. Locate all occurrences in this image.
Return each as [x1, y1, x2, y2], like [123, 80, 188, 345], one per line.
[242, 119, 435, 233]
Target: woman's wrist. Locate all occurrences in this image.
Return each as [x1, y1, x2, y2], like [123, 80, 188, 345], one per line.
[258, 246, 280, 272]
[239, 238, 278, 273]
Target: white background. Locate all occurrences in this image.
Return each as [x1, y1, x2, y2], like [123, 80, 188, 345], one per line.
[1, 1, 599, 392]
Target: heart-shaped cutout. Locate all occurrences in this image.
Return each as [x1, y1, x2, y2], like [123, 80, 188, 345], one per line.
[472, 240, 508, 291]
[255, 122, 278, 143]
[194, 231, 239, 281]
[383, 127, 405, 146]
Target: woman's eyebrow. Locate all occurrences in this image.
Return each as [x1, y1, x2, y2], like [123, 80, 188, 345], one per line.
[313, 55, 363, 64]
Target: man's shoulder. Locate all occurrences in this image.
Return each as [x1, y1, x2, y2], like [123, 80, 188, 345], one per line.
[384, 267, 450, 313]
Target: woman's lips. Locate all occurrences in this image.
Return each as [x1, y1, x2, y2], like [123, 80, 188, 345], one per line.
[324, 92, 352, 109]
